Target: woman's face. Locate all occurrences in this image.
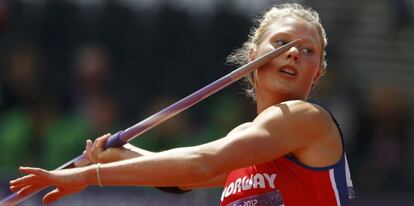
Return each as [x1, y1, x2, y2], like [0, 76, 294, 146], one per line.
[252, 16, 322, 101]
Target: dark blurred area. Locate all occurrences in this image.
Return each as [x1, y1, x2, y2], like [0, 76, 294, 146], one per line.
[0, 0, 413, 205]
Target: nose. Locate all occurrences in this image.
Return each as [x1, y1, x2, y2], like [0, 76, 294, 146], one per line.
[286, 47, 299, 62]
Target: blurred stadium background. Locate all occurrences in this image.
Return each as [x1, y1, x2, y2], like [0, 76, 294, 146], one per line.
[0, 0, 413, 205]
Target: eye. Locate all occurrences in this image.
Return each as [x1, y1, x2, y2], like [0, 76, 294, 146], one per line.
[275, 40, 288, 46]
[301, 48, 313, 55]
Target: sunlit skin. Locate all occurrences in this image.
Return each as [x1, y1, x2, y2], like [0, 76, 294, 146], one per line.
[9, 16, 342, 205]
[252, 16, 322, 113]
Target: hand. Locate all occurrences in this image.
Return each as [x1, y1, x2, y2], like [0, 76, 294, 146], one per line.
[75, 133, 124, 166]
[9, 166, 89, 204]
[75, 133, 148, 167]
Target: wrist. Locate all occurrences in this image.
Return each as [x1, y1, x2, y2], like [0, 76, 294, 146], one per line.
[96, 163, 103, 187]
[83, 164, 101, 186]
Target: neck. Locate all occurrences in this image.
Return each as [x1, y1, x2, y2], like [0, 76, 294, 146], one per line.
[256, 97, 284, 114]
[255, 91, 307, 114]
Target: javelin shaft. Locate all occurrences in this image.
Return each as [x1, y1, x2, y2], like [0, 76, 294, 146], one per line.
[0, 40, 298, 206]
[104, 39, 298, 148]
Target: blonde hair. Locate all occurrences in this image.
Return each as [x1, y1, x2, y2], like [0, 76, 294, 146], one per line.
[227, 3, 328, 100]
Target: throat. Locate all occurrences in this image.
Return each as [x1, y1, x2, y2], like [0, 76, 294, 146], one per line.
[255, 91, 306, 114]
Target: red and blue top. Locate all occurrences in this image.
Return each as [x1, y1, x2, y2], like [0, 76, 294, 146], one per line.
[220, 114, 355, 206]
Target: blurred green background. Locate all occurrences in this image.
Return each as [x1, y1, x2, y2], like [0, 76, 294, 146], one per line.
[0, 0, 413, 205]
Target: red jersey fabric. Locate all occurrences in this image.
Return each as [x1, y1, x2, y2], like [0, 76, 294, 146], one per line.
[220, 113, 355, 206]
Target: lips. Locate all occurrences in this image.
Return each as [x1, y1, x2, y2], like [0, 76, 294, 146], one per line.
[278, 65, 298, 77]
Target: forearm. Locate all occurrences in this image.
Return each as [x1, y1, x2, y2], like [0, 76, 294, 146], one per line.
[82, 119, 278, 188]
[118, 143, 155, 160]
[94, 144, 223, 191]
[124, 143, 154, 156]
[85, 146, 213, 187]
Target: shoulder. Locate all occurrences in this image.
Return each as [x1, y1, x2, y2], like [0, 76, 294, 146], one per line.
[253, 100, 334, 141]
[227, 122, 252, 136]
[257, 100, 331, 123]
[274, 100, 327, 114]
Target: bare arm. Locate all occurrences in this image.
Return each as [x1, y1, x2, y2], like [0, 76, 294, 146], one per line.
[74, 134, 154, 166]
[84, 100, 337, 186]
[82, 123, 252, 189]
[177, 122, 252, 189]
[123, 144, 154, 156]
[10, 100, 341, 203]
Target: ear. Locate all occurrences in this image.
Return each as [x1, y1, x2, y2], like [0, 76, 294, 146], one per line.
[248, 45, 257, 62]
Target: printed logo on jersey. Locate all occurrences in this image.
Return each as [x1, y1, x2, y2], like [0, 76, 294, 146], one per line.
[225, 191, 285, 206]
[221, 173, 277, 202]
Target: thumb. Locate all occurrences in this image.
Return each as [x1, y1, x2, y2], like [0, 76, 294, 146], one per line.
[43, 187, 82, 204]
[43, 188, 62, 204]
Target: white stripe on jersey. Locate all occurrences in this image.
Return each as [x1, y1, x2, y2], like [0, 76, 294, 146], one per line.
[344, 155, 354, 187]
[329, 169, 341, 206]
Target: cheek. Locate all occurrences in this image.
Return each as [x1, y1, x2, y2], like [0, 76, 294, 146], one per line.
[256, 43, 275, 57]
[255, 65, 274, 85]
[303, 57, 321, 77]
[297, 59, 320, 89]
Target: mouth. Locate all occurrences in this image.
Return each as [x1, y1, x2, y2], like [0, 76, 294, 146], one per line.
[278, 65, 298, 77]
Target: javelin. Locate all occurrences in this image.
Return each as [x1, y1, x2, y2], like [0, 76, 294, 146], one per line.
[0, 39, 298, 206]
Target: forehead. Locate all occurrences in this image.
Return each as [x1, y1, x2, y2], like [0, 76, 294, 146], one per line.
[265, 16, 322, 47]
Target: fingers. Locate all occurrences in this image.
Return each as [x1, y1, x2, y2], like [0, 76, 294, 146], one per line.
[10, 185, 26, 193]
[43, 186, 84, 204]
[10, 167, 50, 196]
[16, 184, 43, 197]
[88, 133, 111, 163]
[9, 178, 33, 192]
[79, 133, 111, 166]
[92, 133, 111, 154]
[9, 166, 86, 205]
[43, 188, 69, 205]
[43, 188, 62, 205]
[91, 137, 101, 158]
[95, 140, 105, 153]
[10, 174, 34, 188]
[85, 139, 98, 163]
[10, 167, 48, 188]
